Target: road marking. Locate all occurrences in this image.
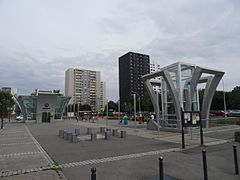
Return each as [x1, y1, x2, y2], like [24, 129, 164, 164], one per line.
[0, 137, 30, 140]
[0, 142, 34, 146]
[0, 151, 42, 158]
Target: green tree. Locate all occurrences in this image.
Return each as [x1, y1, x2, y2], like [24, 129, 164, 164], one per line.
[80, 104, 92, 111]
[108, 101, 118, 112]
[229, 86, 240, 109]
[0, 91, 15, 128]
[53, 89, 63, 96]
[125, 101, 134, 113]
[211, 91, 225, 110]
[141, 92, 154, 112]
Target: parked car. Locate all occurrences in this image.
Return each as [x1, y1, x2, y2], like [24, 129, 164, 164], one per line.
[210, 110, 227, 116]
[229, 110, 240, 117]
[16, 115, 23, 121]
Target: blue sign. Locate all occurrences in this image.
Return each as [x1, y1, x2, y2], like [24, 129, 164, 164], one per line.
[42, 103, 50, 110]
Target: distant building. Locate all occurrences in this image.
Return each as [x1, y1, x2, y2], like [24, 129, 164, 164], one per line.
[1, 87, 17, 95]
[119, 52, 150, 110]
[65, 68, 106, 112]
[16, 89, 70, 123]
[100, 82, 106, 111]
[150, 63, 161, 91]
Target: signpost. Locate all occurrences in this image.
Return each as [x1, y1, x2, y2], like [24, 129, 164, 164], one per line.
[181, 109, 203, 149]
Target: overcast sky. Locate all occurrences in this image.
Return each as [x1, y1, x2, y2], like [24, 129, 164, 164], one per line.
[0, 0, 239, 101]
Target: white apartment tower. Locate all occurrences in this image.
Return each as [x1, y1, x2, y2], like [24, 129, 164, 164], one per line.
[150, 63, 161, 91]
[65, 68, 106, 112]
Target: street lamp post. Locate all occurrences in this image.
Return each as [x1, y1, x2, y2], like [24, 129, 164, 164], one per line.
[131, 91, 141, 115]
[133, 94, 137, 130]
[222, 79, 227, 120]
[118, 100, 120, 122]
[0, 102, 3, 129]
[106, 99, 108, 127]
[155, 90, 160, 132]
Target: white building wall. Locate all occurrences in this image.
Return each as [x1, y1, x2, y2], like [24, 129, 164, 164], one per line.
[100, 82, 106, 111]
[65, 68, 74, 104]
[150, 63, 161, 91]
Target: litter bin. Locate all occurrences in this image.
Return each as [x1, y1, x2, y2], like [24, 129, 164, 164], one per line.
[124, 119, 128, 125]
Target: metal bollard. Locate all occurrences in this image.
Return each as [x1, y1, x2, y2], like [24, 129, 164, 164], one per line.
[91, 167, 96, 180]
[202, 149, 208, 180]
[159, 157, 164, 180]
[233, 144, 239, 175]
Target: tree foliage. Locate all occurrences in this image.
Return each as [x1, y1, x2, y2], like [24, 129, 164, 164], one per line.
[229, 86, 240, 109]
[199, 86, 240, 110]
[53, 89, 63, 96]
[0, 91, 15, 119]
[108, 101, 118, 112]
[141, 92, 154, 112]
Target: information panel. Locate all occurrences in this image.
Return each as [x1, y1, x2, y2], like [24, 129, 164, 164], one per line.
[182, 111, 201, 127]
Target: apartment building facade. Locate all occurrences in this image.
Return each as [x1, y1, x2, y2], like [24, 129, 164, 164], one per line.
[65, 68, 106, 112]
[119, 52, 150, 110]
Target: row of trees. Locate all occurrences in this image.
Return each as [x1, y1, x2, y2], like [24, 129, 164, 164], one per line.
[199, 86, 240, 110]
[1, 86, 239, 120]
[108, 86, 240, 113]
[0, 91, 15, 128]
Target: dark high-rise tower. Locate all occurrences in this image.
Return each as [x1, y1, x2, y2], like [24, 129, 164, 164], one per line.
[119, 52, 150, 111]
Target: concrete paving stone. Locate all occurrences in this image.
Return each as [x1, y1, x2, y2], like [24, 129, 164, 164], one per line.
[0, 154, 48, 171]
[1, 170, 63, 180]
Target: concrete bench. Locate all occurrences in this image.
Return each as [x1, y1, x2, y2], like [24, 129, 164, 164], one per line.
[106, 128, 111, 132]
[63, 131, 68, 140]
[59, 130, 64, 137]
[87, 128, 92, 135]
[100, 127, 105, 134]
[234, 131, 240, 142]
[105, 131, 111, 140]
[112, 129, 118, 136]
[72, 134, 78, 143]
[91, 133, 97, 141]
[75, 129, 80, 136]
[67, 133, 72, 142]
[120, 131, 126, 138]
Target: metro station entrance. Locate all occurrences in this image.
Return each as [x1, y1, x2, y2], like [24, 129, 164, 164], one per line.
[42, 112, 51, 123]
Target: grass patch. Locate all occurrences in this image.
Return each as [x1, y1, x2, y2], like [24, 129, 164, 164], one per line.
[209, 117, 240, 126]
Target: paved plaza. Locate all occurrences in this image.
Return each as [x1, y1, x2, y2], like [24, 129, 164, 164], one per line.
[0, 119, 239, 180]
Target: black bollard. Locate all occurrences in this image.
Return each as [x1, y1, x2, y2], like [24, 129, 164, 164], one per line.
[91, 167, 96, 180]
[233, 145, 239, 175]
[202, 149, 208, 180]
[159, 157, 164, 180]
[1, 119, 3, 129]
